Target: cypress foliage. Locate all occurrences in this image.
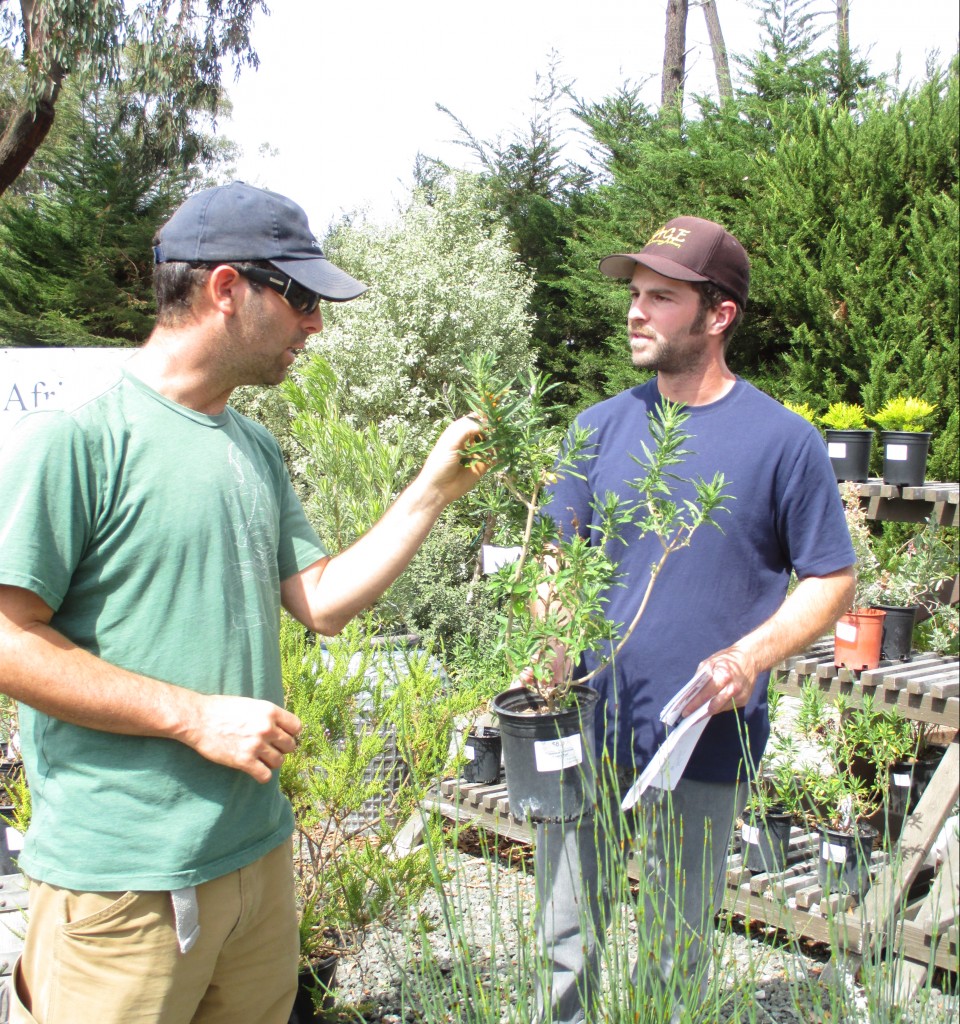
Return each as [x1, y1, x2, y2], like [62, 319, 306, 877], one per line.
[0, 76, 233, 347]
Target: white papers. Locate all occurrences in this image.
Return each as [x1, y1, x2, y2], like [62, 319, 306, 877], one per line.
[620, 669, 715, 811]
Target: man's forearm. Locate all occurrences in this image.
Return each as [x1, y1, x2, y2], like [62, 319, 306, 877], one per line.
[282, 415, 486, 636]
[695, 566, 855, 715]
[0, 585, 300, 782]
[282, 473, 448, 636]
[733, 567, 856, 679]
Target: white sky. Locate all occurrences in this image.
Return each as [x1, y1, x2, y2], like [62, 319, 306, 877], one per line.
[222, 0, 959, 234]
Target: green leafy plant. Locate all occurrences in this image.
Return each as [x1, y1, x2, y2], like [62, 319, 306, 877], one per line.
[860, 514, 958, 611]
[839, 483, 882, 609]
[819, 402, 869, 431]
[868, 396, 938, 432]
[279, 615, 476, 968]
[458, 352, 730, 713]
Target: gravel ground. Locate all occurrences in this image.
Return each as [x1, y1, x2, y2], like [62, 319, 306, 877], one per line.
[329, 840, 957, 1024]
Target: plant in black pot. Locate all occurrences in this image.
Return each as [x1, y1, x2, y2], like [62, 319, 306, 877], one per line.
[860, 513, 958, 661]
[792, 693, 884, 898]
[819, 402, 873, 483]
[456, 353, 730, 825]
[738, 687, 803, 874]
[868, 395, 937, 486]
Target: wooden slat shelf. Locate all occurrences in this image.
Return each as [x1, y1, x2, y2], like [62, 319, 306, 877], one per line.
[776, 650, 959, 730]
[852, 479, 960, 528]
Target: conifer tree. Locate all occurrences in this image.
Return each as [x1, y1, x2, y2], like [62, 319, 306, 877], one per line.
[0, 75, 235, 346]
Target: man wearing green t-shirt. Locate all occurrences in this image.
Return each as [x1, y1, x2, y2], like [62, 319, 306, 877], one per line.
[0, 183, 486, 1024]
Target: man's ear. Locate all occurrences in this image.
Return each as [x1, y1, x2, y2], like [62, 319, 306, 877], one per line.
[710, 299, 738, 335]
[205, 265, 244, 315]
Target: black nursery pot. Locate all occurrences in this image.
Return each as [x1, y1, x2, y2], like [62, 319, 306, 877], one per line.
[741, 807, 793, 874]
[493, 685, 600, 824]
[887, 747, 945, 818]
[825, 429, 873, 483]
[872, 604, 918, 662]
[818, 822, 878, 897]
[459, 729, 502, 785]
[288, 956, 338, 1024]
[880, 431, 931, 486]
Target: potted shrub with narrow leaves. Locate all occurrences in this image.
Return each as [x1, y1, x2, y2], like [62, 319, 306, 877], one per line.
[819, 402, 873, 483]
[785, 694, 881, 898]
[279, 616, 475, 1021]
[457, 353, 730, 824]
[868, 396, 937, 486]
[738, 687, 802, 874]
[860, 513, 958, 661]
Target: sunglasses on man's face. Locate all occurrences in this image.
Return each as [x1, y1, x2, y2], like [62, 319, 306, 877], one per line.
[234, 266, 322, 316]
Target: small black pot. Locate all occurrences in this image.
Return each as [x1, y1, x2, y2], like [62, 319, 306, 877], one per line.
[887, 748, 945, 818]
[289, 955, 338, 1023]
[818, 822, 877, 897]
[871, 604, 918, 662]
[459, 729, 502, 785]
[741, 807, 793, 874]
[493, 685, 600, 824]
[880, 431, 931, 486]
[825, 429, 874, 483]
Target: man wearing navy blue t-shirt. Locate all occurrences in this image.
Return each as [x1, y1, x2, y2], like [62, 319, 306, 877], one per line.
[535, 217, 856, 1023]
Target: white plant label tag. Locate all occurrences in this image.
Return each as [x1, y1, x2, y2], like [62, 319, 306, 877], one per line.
[534, 734, 583, 773]
[5, 826, 24, 851]
[742, 825, 760, 845]
[823, 841, 848, 864]
[893, 773, 911, 787]
[464, 745, 476, 761]
[827, 442, 848, 457]
[481, 544, 523, 574]
[886, 444, 909, 461]
[835, 621, 858, 642]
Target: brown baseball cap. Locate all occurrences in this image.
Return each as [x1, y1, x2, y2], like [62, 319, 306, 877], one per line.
[599, 216, 750, 308]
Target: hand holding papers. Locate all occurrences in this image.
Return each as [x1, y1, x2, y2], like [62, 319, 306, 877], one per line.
[621, 669, 715, 811]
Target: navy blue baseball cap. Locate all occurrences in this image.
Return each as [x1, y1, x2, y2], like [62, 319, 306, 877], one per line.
[153, 182, 368, 302]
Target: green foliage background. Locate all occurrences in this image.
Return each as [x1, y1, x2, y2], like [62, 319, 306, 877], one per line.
[1, 0, 957, 641]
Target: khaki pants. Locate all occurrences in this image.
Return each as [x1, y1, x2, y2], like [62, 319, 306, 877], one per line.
[11, 841, 298, 1024]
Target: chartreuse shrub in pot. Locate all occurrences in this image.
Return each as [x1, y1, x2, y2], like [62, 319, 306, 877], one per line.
[819, 402, 873, 483]
[868, 396, 937, 486]
[457, 352, 730, 824]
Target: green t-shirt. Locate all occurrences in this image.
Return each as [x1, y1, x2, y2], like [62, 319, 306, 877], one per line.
[0, 370, 327, 890]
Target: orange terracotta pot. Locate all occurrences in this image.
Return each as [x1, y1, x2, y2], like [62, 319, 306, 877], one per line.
[834, 608, 886, 671]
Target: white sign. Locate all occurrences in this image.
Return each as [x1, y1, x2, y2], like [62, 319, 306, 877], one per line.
[1, 348, 134, 443]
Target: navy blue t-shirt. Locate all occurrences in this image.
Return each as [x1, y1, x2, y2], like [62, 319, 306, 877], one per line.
[546, 377, 855, 782]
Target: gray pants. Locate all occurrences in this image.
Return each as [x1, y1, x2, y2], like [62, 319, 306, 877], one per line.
[534, 775, 745, 1024]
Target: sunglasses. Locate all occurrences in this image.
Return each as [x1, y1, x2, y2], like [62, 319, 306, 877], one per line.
[233, 266, 322, 316]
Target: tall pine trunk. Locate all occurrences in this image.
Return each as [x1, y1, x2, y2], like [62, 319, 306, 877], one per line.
[702, 0, 733, 102]
[661, 0, 689, 111]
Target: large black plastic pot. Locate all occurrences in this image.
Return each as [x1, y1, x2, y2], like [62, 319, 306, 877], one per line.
[459, 728, 502, 785]
[741, 807, 793, 874]
[493, 685, 600, 824]
[288, 955, 338, 1023]
[872, 604, 918, 662]
[880, 431, 931, 486]
[825, 429, 874, 483]
[818, 822, 878, 897]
